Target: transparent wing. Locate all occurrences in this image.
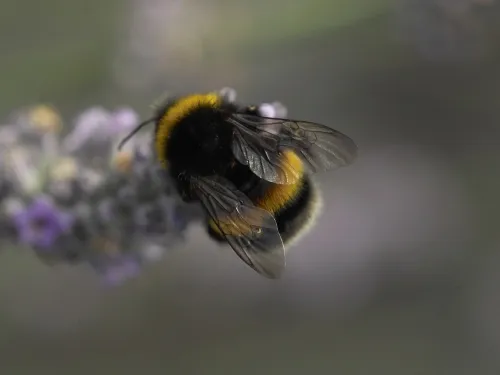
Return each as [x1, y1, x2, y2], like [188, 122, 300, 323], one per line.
[228, 114, 358, 184]
[190, 175, 285, 279]
[230, 122, 302, 185]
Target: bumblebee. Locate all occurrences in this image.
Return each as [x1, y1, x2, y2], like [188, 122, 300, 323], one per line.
[118, 90, 357, 279]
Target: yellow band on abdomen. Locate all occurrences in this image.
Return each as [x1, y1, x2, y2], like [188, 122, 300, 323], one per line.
[208, 150, 305, 237]
[256, 150, 305, 214]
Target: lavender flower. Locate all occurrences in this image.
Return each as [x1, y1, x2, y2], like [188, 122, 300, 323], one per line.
[90, 250, 142, 286]
[13, 197, 73, 250]
[63, 106, 139, 152]
[109, 107, 140, 136]
[0, 88, 289, 286]
[0, 125, 21, 148]
[23, 104, 62, 134]
[102, 256, 142, 286]
[61, 107, 112, 153]
[5, 147, 42, 196]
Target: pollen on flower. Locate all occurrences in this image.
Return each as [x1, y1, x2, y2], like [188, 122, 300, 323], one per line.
[92, 236, 121, 256]
[27, 105, 62, 133]
[50, 157, 78, 181]
[112, 151, 134, 173]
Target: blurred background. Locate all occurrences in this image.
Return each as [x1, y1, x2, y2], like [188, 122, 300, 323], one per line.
[1, 0, 500, 373]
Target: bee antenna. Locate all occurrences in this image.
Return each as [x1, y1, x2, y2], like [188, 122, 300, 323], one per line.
[117, 117, 156, 150]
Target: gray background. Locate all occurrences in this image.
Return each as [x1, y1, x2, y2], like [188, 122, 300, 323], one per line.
[0, 0, 499, 374]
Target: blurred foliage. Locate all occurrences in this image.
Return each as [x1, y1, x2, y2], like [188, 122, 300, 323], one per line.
[0, 0, 392, 115]
[207, 0, 392, 52]
[0, 0, 123, 113]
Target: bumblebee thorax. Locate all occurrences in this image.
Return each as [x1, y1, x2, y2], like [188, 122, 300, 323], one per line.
[165, 106, 234, 176]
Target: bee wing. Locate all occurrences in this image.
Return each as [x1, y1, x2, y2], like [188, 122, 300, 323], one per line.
[190, 175, 285, 279]
[230, 120, 302, 185]
[229, 114, 358, 184]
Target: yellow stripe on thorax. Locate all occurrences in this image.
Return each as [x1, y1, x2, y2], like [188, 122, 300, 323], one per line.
[208, 150, 305, 237]
[155, 93, 221, 167]
[256, 150, 305, 214]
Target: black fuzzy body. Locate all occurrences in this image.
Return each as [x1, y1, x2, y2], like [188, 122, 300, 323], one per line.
[155, 98, 318, 248]
[155, 100, 238, 201]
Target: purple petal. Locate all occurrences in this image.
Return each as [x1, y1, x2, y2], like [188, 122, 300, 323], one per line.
[12, 198, 74, 249]
[55, 212, 74, 232]
[111, 108, 139, 134]
[102, 258, 141, 286]
[35, 230, 60, 250]
[13, 210, 30, 229]
[29, 198, 55, 216]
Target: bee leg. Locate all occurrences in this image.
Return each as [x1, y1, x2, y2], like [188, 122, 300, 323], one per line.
[175, 177, 196, 203]
[179, 190, 196, 203]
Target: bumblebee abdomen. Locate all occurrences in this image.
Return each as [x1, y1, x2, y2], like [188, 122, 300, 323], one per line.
[253, 150, 305, 213]
[205, 149, 321, 249]
[271, 176, 321, 247]
[253, 150, 320, 247]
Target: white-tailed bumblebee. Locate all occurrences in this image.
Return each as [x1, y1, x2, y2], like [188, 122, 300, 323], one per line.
[118, 90, 357, 279]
